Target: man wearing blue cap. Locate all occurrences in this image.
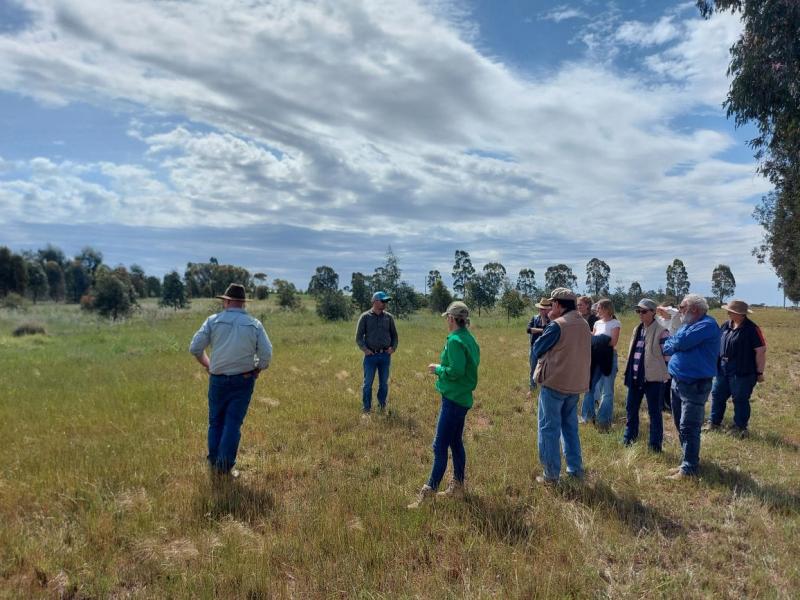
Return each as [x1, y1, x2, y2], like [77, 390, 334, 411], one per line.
[355, 291, 399, 415]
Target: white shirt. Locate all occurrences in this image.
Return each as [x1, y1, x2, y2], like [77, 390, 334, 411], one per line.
[593, 318, 621, 336]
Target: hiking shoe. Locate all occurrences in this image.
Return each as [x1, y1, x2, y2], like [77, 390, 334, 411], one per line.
[702, 422, 722, 433]
[666, 469, 695, 480]
[407, 485, 435, 509]
[437, 478, 465, 499]
[728, 426, 749, 439]
[667, 466, 683, 475]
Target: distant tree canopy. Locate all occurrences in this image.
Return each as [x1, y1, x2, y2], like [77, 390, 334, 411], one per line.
[350, 272, 372, 313]
[515, 268, 537, 300]
[666, 259, 690, 299]
[160, 271, 189, 309]
[585, 258, 611, 297]
[451, 250, 475, 298]
[316, 290, 353, 321]
[84, 271, 135, 319]
[698, 1, 800, 301]
[426, 270, 442, 293]
[711, 264, 736, 304]
[544, 264, 578, 294]
[274, 279, 301, 310]
[307, 265, 339, 296]
[628, 281, 643, 304]
[499, 284, 526, 321]
[428, 279, 453, 314]
[184, 261, 250, 298]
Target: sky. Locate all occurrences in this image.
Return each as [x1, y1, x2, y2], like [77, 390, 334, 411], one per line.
[0, 0, 783, 304]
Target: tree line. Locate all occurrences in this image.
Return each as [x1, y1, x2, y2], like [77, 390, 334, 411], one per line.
[0, 243, 741, 321]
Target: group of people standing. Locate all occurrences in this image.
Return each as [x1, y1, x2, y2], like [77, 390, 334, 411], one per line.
[187, 281, 766, 507]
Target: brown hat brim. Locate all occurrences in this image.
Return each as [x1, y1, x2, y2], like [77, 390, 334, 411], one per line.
[721, 304, 751, 315]
[216, 294, 247, 301]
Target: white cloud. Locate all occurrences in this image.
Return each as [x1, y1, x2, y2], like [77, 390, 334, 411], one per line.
[541, 6, 589, 23]
[0, 0, 777, 296]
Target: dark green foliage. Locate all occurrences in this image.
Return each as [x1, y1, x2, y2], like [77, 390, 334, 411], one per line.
[36, 244, 66, 267]
[274, 279, 301, 310]
[628, 281, 643, 304]
[145, 276, 162, 298]
[698, 1, 800, 300]
[711, 264, 736, 303]
[1, 293, 28, 310]
[429, 279, 453, 314]
[86, 273, 134, 319]
[451, 250, 475, 298]
[499, 285, 526, 321]
[544, 264, 578, 294]
[515, 268, 537, 300]
[64, 260, 90, 303]
[426, 270, 442, 293]
[666, 259, 690, 299]
[315, 290, 354, 321]
[44, 261, 66, 302]
[255, 285, 269, 300]
[184, 261, 251, 298]
[307, 266, 339, 296]
[465, 274, 496, 316]
[585, 258, 611, 297]
[76, 246, 103, 282]
[160, 271, 189, 309]
[26, 261, 48, 303]
[129, 264, 147, 298]
[350, 272, 372, 313]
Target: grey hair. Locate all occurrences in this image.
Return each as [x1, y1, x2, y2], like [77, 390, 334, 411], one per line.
[682, 293, 708, 314]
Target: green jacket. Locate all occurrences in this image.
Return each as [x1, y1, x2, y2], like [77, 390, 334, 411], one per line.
[434, 327, 480, 408]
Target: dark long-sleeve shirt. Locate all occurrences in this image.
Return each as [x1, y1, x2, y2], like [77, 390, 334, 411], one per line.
[355, 309, 398, 352]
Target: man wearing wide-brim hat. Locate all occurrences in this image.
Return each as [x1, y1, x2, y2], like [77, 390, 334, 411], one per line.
[189, 283, 273, 478]
[705, 299, 767, 438]
[531, 288, 591, 484]
[526, 297, 552, 392]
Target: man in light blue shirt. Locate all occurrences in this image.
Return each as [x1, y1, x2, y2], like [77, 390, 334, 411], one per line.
[663, 293, 720, 479]
[189, 283, 272, 477]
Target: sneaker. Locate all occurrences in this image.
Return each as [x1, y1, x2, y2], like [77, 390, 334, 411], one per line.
[702, 422, 722, 433]
[535, 475, 558, 487]
[229, 468, 241, 479]
[437, 478, 465, 499]
[666, 469, 696, 480]
[578, 417, 587, 425]
[667, 466, 682, 475]
[407, 485, 435, 509]
[728, 426, 749, 439]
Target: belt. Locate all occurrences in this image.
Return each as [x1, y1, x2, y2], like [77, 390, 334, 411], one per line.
[368, 348, 390, 354]
[211, 369, 258, 378]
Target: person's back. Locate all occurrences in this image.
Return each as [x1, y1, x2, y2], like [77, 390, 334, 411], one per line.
[202, 309, 267, 375]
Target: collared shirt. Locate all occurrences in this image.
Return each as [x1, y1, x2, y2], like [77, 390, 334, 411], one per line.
[526, 314, 550, 346]
[663, 314, 720, 383]
[532, 320, 560, 359]
[355, 309, 398, 352]
[189, 308, 272, 375]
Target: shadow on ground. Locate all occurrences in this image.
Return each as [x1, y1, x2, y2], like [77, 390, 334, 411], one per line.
[196, 478, 277, 522]
[463, 495, 539, 545]
[557, 478, 684, 538]
[700, 462, 800, 514]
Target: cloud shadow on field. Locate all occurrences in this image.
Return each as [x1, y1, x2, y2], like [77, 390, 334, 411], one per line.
[699, 462, 800, 515]
[196, 479, 277, 523]
[557, 479, 684, 538]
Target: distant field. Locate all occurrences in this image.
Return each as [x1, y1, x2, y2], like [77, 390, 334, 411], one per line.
[1, 299, 798, 598]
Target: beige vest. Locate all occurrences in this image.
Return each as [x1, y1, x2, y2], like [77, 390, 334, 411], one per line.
[534, 310, 591, 394]
[626, 321, 669, 382]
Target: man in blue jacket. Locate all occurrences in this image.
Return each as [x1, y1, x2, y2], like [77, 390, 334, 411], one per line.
[663, 294, 720, 479]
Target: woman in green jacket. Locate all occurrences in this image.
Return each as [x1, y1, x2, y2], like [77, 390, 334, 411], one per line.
[408, 301, 480, 509]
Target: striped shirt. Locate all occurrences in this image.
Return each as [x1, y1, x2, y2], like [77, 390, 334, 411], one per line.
[631, 323, 669, 386]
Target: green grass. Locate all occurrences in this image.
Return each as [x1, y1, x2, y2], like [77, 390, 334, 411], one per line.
[1, 300, 798, 598]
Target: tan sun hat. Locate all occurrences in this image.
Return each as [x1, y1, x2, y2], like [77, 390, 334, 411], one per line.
[721, 299, 752, 315]
[535, 297, 552, 309]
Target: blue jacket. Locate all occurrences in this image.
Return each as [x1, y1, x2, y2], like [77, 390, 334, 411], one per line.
[663, 314, 720, 383]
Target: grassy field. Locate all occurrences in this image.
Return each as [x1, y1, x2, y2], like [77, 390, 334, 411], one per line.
[0, 298, 798, 599]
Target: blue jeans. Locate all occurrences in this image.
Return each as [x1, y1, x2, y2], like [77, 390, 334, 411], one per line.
[537, 386, 583, 480]
[208, 373, 256, 473]
[362, 352, 391, 411]
[428, 397, 469, 490]
[580, 367, 602, 421]
[529, 346, 537, 390]
[670, 378, 712, 475]
[623, 381, 664, 451]
[709, 371, 757, 429]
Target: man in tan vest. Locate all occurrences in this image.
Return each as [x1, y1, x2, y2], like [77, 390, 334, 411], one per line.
[532, 288, 591, 484]
[622, 299, 670, 452]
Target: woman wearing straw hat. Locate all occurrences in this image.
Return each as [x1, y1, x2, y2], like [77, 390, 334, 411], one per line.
[705, 299, 766, 437]
[408, 301, 480, 508]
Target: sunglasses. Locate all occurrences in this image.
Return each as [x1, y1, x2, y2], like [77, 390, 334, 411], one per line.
[634, 308, 652, 314]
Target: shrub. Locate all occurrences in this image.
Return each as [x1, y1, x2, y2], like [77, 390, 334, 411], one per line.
[316, 290, 354, 321]
[12, 322, 46, 337]
[255, 285, 269, 300]
[1, 293, 29, 310]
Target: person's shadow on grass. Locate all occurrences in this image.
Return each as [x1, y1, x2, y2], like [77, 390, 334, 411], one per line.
[699, 462, 800, 514]
[197, 477, 277, 522]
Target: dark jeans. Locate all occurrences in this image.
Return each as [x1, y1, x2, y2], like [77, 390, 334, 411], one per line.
[660, 379, 672, 411]
[208, 373, 256, 473]
[428, 397, 470, 490]
[362, 352, 391, 411]
[623, 381, 664, 451]
[670, 378, 712, 475]
[709, 371, 757, 429]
